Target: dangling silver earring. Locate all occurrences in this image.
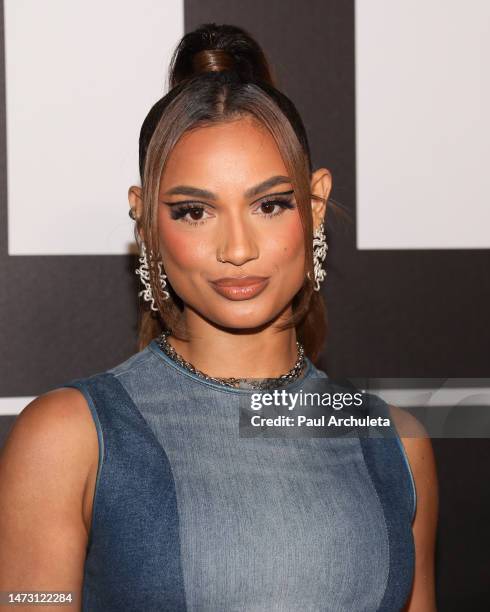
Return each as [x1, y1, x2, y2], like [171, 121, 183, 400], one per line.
[309, 222, 328, 291]
[135, 242, 170, 311]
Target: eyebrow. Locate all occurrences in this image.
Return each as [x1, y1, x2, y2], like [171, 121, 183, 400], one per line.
[162, 175, 292, 201]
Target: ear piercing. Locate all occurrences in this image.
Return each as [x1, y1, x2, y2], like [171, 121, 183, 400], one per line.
[135, 242, 170, 311]
[308, 222, 328, 291]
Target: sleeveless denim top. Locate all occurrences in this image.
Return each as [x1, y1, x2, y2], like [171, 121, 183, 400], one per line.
[60, 338, 416, 611]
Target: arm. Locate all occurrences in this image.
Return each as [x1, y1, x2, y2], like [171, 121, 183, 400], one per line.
[0, 388, 99, 611]
[388, 405, 439, 612]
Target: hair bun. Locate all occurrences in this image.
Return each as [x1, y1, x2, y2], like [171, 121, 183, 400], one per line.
[168, 22, 276, 89]
[191, 48, 235, 74]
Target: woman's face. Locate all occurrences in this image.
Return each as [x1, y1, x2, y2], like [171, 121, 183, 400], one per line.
[156, 115, 307, 331]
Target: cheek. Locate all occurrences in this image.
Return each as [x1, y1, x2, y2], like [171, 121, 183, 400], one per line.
[289, 218, 306, 257]
[158, 216, 209, 272]
[264, 215, 305, 269]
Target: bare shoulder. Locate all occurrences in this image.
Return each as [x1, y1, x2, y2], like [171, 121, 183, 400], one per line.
[0, 388, 99, 600]
[387, 404, 439, 611]
[0, 387, 99, 488]
[0, 387, 100, 534]
[387, 404, 439, 499]
[6, 386, 95, 430]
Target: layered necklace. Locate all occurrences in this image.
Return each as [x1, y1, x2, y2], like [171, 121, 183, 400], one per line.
[156, 330, 306, 390]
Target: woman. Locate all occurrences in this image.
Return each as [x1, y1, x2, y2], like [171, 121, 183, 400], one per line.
[0, 23, 438, 612]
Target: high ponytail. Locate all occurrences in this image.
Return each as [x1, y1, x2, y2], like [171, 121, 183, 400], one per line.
[167, 23, 277, 88]
[134, 23, 331, 363]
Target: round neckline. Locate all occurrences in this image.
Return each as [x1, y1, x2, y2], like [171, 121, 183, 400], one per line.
[148, 338, 318, 395]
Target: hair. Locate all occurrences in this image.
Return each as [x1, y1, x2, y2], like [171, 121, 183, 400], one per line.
[134, 23, 346, 364]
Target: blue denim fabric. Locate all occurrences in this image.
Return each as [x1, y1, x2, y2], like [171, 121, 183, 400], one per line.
[60, 339, 416, 611]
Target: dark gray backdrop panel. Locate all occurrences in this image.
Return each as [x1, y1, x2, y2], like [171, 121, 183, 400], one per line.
[186, 0, 490, 380]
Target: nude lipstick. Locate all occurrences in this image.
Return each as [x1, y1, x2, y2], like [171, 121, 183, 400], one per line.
[208, 276, 270, 301]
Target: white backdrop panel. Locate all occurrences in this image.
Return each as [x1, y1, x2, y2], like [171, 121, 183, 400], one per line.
[5, 0, 184, 255]
[355, 0, 490, 249]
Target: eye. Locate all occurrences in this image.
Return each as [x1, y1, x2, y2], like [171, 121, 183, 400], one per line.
[170, 204, 213, 226]
[254, 197, 295, 219]
[167, 196, 296, 226]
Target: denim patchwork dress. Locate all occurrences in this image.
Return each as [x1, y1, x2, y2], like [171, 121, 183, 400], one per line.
[60, 338, 416, 612]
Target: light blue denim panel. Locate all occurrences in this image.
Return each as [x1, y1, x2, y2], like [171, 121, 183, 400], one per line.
[61, 368, 188, 612]
[106, 339, 415, 611]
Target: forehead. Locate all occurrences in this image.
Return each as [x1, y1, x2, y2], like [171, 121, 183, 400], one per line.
[160, 116, 288, 192]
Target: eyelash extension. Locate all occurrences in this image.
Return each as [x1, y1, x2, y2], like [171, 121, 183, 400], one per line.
[169, 197, 296, 226]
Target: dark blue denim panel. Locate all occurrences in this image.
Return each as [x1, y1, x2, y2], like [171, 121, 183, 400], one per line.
[62, 372, 187, 612]
[362, 393, 417, 525]
[358, 396, 417, 611]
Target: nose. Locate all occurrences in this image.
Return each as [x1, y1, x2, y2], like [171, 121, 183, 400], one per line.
[216, 213, 259, 266]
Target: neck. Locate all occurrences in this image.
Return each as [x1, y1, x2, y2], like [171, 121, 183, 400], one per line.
[166, 310, 301, 380]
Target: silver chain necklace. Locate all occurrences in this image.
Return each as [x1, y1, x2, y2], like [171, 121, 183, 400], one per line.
[156, 330, 306, 390]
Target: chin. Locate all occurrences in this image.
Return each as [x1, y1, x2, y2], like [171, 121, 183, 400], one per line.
[205, 301, 286, 331]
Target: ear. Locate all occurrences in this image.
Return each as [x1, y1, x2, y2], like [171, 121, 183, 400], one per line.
[128, 185, 144, 240]
[310, 168, 332, 231]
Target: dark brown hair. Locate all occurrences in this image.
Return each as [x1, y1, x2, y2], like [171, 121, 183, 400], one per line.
[134, 23, 339, 363]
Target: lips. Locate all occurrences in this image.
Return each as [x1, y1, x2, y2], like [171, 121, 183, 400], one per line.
[208, 276, 270, 301]
[210, 276, 269, 287]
